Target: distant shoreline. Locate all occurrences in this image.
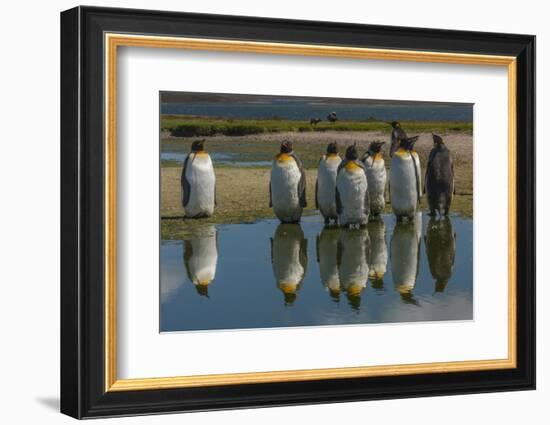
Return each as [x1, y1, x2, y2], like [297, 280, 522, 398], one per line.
[161, 115, 473, 138]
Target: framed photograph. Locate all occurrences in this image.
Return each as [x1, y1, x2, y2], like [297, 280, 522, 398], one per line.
[60, 6, 535, 419]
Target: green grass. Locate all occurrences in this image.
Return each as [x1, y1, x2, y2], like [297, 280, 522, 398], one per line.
[161, 115, 473, 137]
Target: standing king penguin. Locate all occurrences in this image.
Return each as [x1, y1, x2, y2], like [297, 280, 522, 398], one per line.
[390, 136, 421, 221]
[336, 144, 369, 228]
[362, 141, 387, 216]
[424, 133, 455, 216]
[181, 139, 216, 218]
[270, 141, 307, 223]
[316, 142, 342, 225]
[389, 121, 408, 157]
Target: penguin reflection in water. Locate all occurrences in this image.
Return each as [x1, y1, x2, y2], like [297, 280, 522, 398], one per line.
[270, 224, 308, 306]
[390, 136, 422, 221]
[390, 216, 421, 305]
[425, 216, 456, 293]
[336, 144, 369, 228]
[270, 141, 307, 223]
[316, 226, 341, 302]
[425, 133, 455, 216]
[181, 139, 216, 218]
[183, 226, 218, 297]
[337, 227, 371, 310]
[366, 218, 388, 291]
[316, 142, 342, 225]
[362, 141, 387, 217]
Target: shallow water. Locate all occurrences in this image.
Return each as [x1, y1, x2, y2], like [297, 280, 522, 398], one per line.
[160, 213, 472, 332]
[161, 151, 271, 167]
[161, 101, 473, 122]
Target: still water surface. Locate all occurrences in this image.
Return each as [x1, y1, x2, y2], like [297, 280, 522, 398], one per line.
[160, 213, 472, 332]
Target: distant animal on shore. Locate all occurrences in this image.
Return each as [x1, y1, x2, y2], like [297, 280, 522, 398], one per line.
[336, 144, 369, 227]
[425, 133, 455, 216]
[362, 141, 387, 216]
[316, 142, 342, 225]
[327, 112, 338, 122]
[181, 139, 216, 218]
[269, 141, 307, 223]
[310, 117, 322, 126]
[390, 136, 421, 221]
[389, 121, 408, 157]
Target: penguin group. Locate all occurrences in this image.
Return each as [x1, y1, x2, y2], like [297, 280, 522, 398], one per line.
[179, 122, 456, 224]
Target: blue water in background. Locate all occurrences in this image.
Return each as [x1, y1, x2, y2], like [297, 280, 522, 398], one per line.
[161, 101, 473, 122]
[160, 213, 473, 333]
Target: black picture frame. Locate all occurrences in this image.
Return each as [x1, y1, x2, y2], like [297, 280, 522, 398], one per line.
[61, 5, 535, 419]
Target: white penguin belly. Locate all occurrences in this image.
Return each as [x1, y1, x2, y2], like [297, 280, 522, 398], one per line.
[317, 229, 341, 294]
[317, 156, 341, 219]
[184, 154, 216, 217]
[338, 229, 370, 292]
[273, 244, 305, 286]
[336, 167, 368, 226]
[365, 158, 387, 214]
[390, 152, 420, 218]
[271, 160, 302, 222]
[367, 221, 387, 279]
[390, 222, 419, 293]
[186, 229, 218, 286]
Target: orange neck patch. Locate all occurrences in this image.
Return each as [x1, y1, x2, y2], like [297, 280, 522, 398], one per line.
[277, 153, 293, 162]
[345, 161, 362, 171]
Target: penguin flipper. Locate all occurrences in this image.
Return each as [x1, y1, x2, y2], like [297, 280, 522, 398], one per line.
[316, 234, 320, 263]
[181, 154, 192, 207]
[269, 181, 272, 208]
[335, 187, 342, 215]
[183, 240, 194, 282]
[315, 179, 319, 209]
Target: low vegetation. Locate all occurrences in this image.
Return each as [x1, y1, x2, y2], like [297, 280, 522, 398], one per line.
[162, 115, 473, 138]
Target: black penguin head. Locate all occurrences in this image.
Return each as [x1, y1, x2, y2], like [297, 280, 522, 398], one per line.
[432, 133, 444, 146]
[283, 292, 297, 306]
[345, 143, 359, 160]
[280, 140, 293, 154]
[368, 141, 385, 154]
[390, 121, 400, 129]
[326, 142, 338, 154]
[190, 139, 205, 152]
[195, 284, 209, 297]
[400, 136, 419, 151]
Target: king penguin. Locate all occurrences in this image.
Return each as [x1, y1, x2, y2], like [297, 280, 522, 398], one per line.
[337, 227, 370, 310]
[316, 142, 342, 225]
[389, 121, 408, 157]
[424, 133, 455, 216]
[183, 225, 218, 297]
[181, 139, 216, 218]
[390, 219, 421, 305]
[425, 216, 456, 293]
[336, 144, 369, 228]
[269, 141, 307, 223]
[362, 141, 387, 216]
[316, 226, 341, 301]
[270, 224, 308, 306]
[390, 136, 422, 221]
[366, 218, 387, 290]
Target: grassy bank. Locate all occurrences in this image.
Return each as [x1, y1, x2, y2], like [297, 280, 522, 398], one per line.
[162, 115, 473, 138]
